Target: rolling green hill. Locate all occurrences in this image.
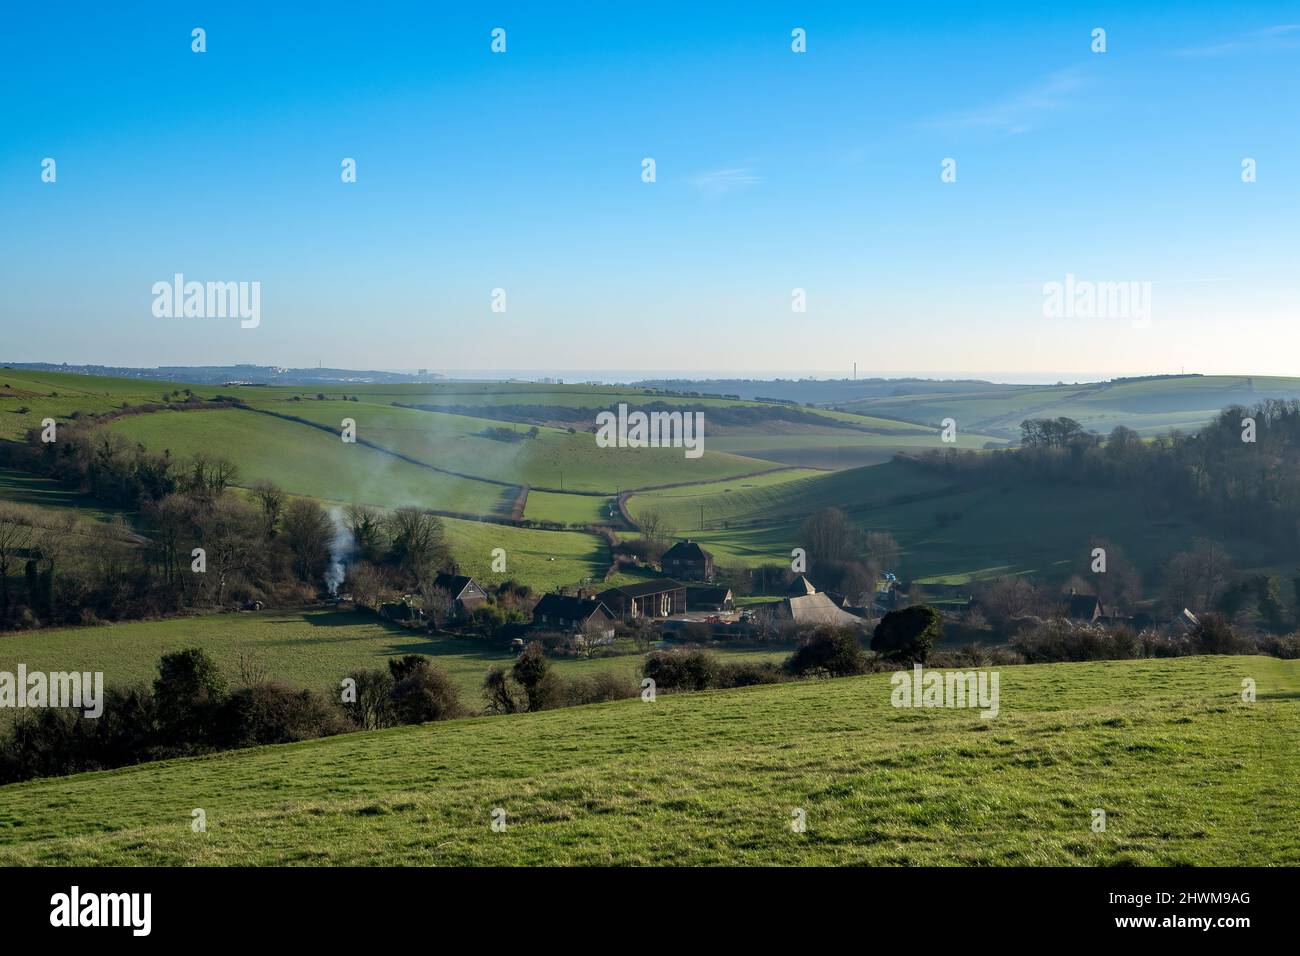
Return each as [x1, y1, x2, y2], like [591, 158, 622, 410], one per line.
[626, 458, 1274, 582]
[8, 368, 1300, 595]
[707, 428, 1000, 469]
[108, 408, 518, 517]
[0, 368, 184, 441]
[0, 655, 1293, 865]
[243, 399, 776, 493]
[844, 374, 1300, 439]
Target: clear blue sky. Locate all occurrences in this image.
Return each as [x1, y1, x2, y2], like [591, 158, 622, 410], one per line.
[2, 1, 1297, 378]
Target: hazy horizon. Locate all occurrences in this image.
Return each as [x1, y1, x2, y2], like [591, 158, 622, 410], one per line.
[3, 359, 1259, 388]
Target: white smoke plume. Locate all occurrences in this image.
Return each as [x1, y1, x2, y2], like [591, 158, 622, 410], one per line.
[325, 507, 356, 595]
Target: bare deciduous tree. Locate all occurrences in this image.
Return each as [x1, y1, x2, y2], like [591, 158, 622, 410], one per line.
[800, 507, 861, 567]
[251, 480, 285, 538]
[634, 507, 677, 560]
[345, 502, 385, 561]
[385, 507, 447, 581]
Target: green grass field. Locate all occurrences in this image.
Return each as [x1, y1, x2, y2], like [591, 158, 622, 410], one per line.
[521, 490, 612, 525]
[439, 516, 609, 591]
[0, 368, 184, 441]
[0, 655, 1293, 865]
[0, 606, 787, 734]
[246, 399, 772, 493]
[708, 429, 1002, 469]
[109, 408, 517, 516]
[0, 608, 678, 705]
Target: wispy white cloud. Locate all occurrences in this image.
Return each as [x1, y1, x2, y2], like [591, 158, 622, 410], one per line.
[921, 67, 1087, 135]
[1172, 23, 1300, 58]
[686, 167, 761, 195]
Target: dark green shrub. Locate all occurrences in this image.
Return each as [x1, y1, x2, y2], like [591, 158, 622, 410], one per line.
[391, 661, 463, 724]
[785, 627, 867, 677]
[643, 648, 720, 691]
[215, 683, 346, 746]
[871, 606, 942, 663]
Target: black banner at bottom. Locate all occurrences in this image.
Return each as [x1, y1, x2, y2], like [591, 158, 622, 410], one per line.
[0, 866, 1290, 941]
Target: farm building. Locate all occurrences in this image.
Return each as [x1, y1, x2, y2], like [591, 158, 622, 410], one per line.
[661, 540, 715, 581]
[786, 575, 818, 597]
[687, 584, 734, 612]
[531, 593, 615, 637]
[772, 577, 867, 627]
[598, 579, 687, 620]
[431, 573, 489, 618]
[781, 592, 867, 627]
[1163, 608, 1199, 636]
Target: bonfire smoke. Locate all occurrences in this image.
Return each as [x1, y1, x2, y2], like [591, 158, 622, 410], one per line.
[325, 507, 356, 595]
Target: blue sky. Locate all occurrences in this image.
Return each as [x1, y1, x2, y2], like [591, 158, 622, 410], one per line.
[2, 1, 1298, 379]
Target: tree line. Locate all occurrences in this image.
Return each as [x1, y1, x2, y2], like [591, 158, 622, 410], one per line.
[914, 401, 1300, 544]
[0, 424, 460, 630]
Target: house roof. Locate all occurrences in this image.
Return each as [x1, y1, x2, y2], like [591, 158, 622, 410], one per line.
[599, 579, 686, 600]
[1067, 594, 1103, 619]
[433, 573, 479, 600]
[687, 584, 732, 604]
[533, 593, 610, 621]
[786, 575, 818, 597]
[785, 593, 867, 627]
[662, 540, 713, 562]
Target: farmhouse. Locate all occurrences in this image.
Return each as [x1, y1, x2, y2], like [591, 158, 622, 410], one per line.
[531, 593, 615, 636]
[661, 539, 714, 581]
[431, 573, 489, 618]
[597, 579, 687, 620]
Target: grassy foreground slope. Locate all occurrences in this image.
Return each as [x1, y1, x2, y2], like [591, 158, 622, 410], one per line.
[0, 656, 1294, 865]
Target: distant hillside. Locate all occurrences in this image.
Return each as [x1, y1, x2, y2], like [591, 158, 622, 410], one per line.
[625, 456, 1282, 584]
[1, 362, 446, 387]
[635, 377, 1007, 405]
[840, 375, 1300, 438]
